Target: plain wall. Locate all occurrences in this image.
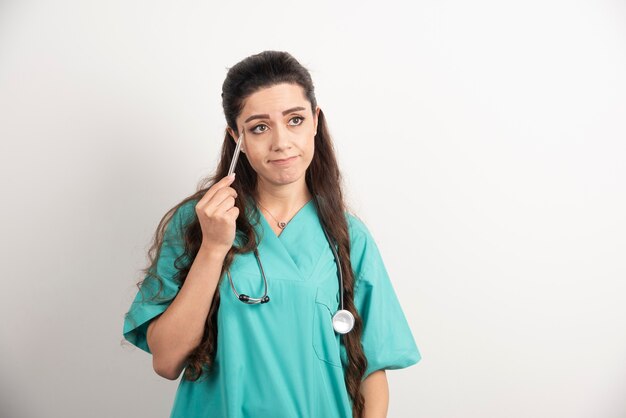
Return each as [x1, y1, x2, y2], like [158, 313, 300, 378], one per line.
[1, 0, 625, 417]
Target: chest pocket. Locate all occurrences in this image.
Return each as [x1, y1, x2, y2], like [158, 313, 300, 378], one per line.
[312, 286, 342, 368]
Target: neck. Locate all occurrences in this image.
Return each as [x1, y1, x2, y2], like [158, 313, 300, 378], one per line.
[255, 177, 313, 218]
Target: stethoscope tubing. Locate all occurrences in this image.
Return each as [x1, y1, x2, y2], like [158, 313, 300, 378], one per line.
[226, 222, 342, 307]
[225, 206, 355, 334]
[227, 248, 270, 304]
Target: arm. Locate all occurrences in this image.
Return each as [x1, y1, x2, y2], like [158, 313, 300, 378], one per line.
[146, 245, 225, 380]
[361, 369, 389, 418]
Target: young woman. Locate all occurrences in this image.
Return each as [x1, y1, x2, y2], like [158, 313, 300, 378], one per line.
[123, 50, 421, 418]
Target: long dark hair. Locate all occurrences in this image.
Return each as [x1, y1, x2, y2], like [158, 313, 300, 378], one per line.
[128, 50, 367, 417]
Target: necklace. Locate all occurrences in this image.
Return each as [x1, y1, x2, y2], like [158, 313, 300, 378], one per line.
[257, 198, 312, 229]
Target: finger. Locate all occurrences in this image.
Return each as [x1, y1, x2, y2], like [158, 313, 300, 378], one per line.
[212, 185, 238, 206]
[213, 195, 236, 216]
[197, 175, 236, 209]
[201, 187, 238, 217]
[225, 205, 240, 222]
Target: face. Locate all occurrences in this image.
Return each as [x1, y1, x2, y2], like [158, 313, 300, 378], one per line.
[227, 83, 320, 189]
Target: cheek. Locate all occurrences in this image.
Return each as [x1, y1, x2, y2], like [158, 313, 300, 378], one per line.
[307, 130, 316, 150]
[242, 145, 263, 166]
[302, 137, 315, 161]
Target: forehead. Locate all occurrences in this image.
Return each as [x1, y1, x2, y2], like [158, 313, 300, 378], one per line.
[240, 83, 309, 116]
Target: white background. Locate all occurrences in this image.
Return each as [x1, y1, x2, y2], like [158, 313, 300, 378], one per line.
[1, 0, 625, 417]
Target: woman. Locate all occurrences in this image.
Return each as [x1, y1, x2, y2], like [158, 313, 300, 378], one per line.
[123, 50, 421, 418]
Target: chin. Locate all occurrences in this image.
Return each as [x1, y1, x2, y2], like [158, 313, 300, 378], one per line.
[265, 170, 305, 185]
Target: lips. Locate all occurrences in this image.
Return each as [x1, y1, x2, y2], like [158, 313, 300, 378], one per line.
[271, 156, 297, 163]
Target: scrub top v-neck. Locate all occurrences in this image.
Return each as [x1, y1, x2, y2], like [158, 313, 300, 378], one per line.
[123, 198, 421, 418]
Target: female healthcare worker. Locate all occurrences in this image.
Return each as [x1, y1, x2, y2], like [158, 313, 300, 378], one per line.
[122, 50, 421, 418]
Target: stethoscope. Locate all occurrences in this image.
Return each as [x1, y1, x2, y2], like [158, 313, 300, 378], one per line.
[225, 220, 355, 335]
[224, 129, 354, 334]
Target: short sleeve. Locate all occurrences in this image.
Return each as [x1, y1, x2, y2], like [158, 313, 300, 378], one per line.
[346, 214, 422, 380]
[122, 201, 195, 354]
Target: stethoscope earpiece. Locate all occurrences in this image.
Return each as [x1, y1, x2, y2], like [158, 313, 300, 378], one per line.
[236, 293, 270, 304]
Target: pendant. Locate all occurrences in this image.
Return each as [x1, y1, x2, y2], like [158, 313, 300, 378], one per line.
[278, 222, 286, 229]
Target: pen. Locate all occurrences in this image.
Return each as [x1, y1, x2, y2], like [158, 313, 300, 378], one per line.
[228, 128, 244, 177]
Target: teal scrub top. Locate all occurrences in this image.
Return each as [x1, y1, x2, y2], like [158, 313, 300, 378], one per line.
[123, 198, 421, 418]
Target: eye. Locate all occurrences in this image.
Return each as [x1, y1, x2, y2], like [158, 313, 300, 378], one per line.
[250, 116, 305, 134]
[251, 124, 268, 134]
[289, 116, 305, 126]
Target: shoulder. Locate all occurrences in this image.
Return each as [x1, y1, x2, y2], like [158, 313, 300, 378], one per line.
[345, 212, 373, 245]
[345, 212, 382, 276]
[177, 199, 199, 222]
[165, 198, 199, 238]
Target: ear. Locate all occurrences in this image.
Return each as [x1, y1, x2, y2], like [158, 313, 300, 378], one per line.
[314, 106, 321, 132]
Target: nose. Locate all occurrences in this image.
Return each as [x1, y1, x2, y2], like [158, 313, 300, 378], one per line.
[271, 123, 292, 151]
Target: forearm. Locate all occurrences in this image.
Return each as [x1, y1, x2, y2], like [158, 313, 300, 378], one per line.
[361, 369, 389, 418]
[147, 245, 225, 379]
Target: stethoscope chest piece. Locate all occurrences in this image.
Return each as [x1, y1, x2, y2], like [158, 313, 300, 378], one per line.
[332, 309, 355, 334]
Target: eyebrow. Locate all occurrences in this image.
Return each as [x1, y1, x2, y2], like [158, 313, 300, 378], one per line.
[244, 106, 307, 123]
